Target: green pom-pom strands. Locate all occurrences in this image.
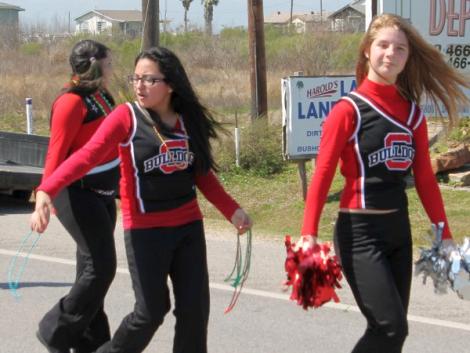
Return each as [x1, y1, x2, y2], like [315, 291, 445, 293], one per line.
[224, 229, 252, 313]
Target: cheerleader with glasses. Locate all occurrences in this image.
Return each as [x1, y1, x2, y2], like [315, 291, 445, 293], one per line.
[31, 46, 252, 353]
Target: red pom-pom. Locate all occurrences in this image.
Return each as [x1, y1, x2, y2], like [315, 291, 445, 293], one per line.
[284, 235, 342, 310]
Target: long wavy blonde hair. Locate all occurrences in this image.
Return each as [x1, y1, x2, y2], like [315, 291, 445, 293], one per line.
[356, 13, 469, 124]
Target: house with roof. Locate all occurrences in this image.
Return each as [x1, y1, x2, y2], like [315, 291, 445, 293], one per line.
[0, 1, 23, 26]
[264, 11, 329, 33]
[328, 0, 366, 32]
[74, 10, 144, 37]
[0, 2, 24, 45]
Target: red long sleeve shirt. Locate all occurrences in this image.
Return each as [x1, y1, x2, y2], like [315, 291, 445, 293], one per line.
[301, 78, 452, 239]
[42, 92, 118, 180]
[39, 103, 240, 230]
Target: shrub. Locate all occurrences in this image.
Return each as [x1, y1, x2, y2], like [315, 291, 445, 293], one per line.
[215, 118, 285, 177]
[20, 42, 43, 56]
[448, 118, 470, 143]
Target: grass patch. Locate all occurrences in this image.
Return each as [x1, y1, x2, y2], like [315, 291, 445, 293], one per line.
[199, 163, 470, 248]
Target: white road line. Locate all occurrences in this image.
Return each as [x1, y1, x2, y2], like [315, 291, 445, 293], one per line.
[2, 248, 470, 332]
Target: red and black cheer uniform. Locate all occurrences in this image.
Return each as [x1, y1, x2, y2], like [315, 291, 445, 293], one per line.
[127, 102, 196, 213]
[302, 78, 452, 353]
[39, 102, 240, 353]
[43, 91, 120, 189]
[38, 91, 119, 353]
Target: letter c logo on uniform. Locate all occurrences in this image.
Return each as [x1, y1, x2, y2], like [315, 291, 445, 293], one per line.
[384, 133, 414, 170]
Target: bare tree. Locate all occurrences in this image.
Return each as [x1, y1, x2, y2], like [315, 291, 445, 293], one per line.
[201, 0, 219, 36]
[180, 0, 194, 32]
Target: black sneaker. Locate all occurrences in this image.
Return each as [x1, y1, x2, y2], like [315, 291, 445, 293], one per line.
[36, 331, 70, 353]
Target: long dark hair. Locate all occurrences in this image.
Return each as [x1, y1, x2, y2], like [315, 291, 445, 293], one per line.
[65, 39, 112, 99]
[135, 46, 221, 174]
[51, 40, 114, 126]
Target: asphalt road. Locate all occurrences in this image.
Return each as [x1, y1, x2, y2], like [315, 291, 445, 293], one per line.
[1, 196, 470, 353]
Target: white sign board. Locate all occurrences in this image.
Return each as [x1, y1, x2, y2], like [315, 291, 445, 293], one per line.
[282, 76, 357, 160]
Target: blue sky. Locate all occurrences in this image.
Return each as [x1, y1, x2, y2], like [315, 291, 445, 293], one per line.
[7, 0, 351, 31]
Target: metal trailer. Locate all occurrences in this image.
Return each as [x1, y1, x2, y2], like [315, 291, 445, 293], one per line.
[0, 131, 48, 200]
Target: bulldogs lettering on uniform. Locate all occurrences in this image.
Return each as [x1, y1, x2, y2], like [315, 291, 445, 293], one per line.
[368, 132, 415, 170]
[143, 140, 195, 174]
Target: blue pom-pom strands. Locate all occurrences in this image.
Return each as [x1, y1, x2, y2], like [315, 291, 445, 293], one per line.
[7, 231, 41, 299]
[223, 229, 252, 314]
[415, 222, 450, 294]
[415, 222, 470, 300]
[448, 237, 470, 300]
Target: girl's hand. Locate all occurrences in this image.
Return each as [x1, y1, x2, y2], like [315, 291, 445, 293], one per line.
[231, 208, 253, 235]
[30, 191, 52, 233]
[295, 234, 317, 252]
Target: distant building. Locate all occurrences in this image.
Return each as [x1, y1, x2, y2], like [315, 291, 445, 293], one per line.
[0, 2, 24, 45]
[264, 11, 330, 33]
[24, 32, 72, 44]
[0, 1, 23, 26]
[74, 10, 144, 37]
[328, 0, 366, 32]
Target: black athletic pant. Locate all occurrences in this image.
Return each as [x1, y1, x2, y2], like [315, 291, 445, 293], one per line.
[38, 186, 117, 353]
[334, 210, 412, 353]
[95, 220, 209, 353]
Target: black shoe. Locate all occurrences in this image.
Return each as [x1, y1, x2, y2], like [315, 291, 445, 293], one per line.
[36, 331, 70, 353]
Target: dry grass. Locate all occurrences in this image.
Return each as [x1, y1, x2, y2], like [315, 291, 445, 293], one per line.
[0, 42, 69, 134]
[0, 30, 360, 135]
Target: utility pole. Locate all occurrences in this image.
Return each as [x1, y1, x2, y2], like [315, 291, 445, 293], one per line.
[163, 0, 168, 33]
[247, 0, 268, 120]
[142, 0, 159, 50]
[372, 0, 377, 17]
[290, 0, 293, 28]
[320, 0, 322, 23]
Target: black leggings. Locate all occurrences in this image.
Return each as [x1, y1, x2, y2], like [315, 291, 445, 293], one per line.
[96, 220, 209, 353]
[334, 210, 412, 353]
[38, 186, 117, 353]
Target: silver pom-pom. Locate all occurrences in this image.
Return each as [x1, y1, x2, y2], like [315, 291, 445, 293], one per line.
[415, 222, 450, 295]
[448, 238, 470, 300]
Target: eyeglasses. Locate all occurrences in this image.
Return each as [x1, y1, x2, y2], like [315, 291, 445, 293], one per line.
[128, 75, 166, 87]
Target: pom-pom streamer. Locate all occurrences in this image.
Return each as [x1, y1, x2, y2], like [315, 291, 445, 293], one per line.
[283, 235, 342, 310]
[415, 222, 470, 300]
[448, 237, 470, 300]
[415, 222, 450, 294]
[224, 229, 252, 313]
[7, 231, 41, 299]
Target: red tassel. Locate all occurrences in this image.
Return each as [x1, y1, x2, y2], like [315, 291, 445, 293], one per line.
[284, 235, 342, 310]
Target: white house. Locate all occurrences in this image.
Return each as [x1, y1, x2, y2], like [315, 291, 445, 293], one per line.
[328, 0, 366, 32]
[0, 1, 24, 25]
[74, 10, 143, 37]
[0, 1, 24, 45]
[264, 11, 330, 33]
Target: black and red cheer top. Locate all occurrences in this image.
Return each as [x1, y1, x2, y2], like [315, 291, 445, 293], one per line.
[39, 103, 239, 230]
[43, 91, 120, 194]
[301, 78, 452, 239]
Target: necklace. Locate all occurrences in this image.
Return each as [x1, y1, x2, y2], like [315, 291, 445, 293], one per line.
[152, 125, 168, 146]
[90, 91, 114, 116]
[151, 118, 191, 166]
[136, 104, 191, 166]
